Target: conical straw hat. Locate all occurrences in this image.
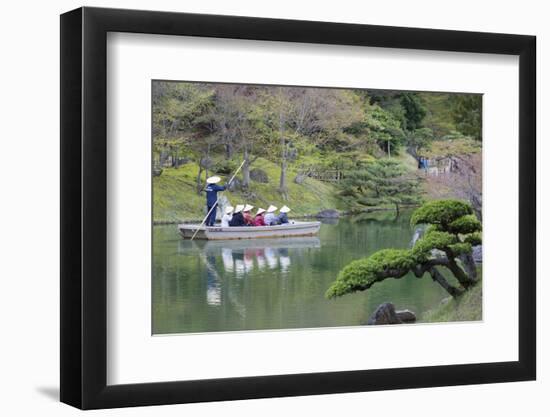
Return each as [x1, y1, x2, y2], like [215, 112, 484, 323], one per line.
[206, 176, 221, 184]
[280, 205, 291, 213]
[267, 205, 278, 213]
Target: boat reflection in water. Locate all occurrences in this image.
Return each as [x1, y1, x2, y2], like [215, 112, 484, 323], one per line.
[178, 237, 321, 306]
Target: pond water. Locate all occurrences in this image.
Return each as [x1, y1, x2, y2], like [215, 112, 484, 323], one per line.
[152, 211, 449, 334]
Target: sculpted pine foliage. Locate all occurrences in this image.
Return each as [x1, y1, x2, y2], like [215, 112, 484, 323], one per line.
[326, 199, 481, 299]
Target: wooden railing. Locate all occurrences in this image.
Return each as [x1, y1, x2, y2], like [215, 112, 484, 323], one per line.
[297, 167, 345, 183]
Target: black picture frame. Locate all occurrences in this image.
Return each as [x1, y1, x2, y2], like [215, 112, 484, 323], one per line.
[60, 6, 536, 410]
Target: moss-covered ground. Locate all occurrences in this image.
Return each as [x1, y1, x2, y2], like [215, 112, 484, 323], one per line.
[420, 271, 482, 323]
[153, 157, 344, 223]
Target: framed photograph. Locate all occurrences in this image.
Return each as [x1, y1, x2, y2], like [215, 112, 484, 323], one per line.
[60, 6, 536, 409]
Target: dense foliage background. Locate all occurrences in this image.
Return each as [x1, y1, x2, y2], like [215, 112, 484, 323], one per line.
[152, 82, 482, 222]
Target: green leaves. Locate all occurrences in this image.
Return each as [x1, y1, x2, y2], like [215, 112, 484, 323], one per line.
[326, 249, 416, 299]
[448, 214, 482, 235]
[341, 159, 422, 211]
[410, 199, 473, 227]
[411, 229, 457, 258]
[327, 199, 482, 299]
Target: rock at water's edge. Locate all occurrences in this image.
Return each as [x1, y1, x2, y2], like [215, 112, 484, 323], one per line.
[316, 209, 340, 219]
[396, 309, 417, 323]
[367, 302, 416, 325]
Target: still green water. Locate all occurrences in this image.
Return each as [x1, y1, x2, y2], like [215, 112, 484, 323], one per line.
[152, 211, 449, 334]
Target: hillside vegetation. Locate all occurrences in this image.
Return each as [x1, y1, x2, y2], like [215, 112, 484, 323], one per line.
[152, 83, 482, 222]
[153, 158, 342, 222]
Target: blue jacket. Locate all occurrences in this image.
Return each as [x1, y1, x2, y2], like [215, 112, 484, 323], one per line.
[278, 213, 289, 224]
[205, 184, 226, 206]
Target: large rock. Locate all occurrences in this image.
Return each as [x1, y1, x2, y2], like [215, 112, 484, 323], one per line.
[294, 173, 307, 184]
[250, 168, 269, 183]
[316, 209, 340, 219]
[367, 302, 416, 325]
[396, 309, 417, 323]
[228, 178, 242, 191]
[472, 245, 482, 264]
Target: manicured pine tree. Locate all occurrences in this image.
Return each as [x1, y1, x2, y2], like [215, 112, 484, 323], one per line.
[326, 199, 482, 299]
[341, 159, 423, 215]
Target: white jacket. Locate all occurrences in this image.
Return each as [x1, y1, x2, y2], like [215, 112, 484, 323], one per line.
[221, 214, 232, 227]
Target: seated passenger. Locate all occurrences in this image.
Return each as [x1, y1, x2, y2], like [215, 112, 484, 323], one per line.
[229, 204, 245, 226]
[242, 204, 255, 226]
[264, 205, 278, 226]
[254, 208, 266, 226]
[278, 205, 291, 224]
[221, 206, 234, 227]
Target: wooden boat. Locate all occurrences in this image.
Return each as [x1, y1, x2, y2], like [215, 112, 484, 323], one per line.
[178, 221, 321, 240]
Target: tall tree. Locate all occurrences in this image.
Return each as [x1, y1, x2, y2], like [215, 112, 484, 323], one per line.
[451, 95, 482, 141]
[264, 87, 363, 198]
[400, 92, 427, 131]
[406, 127, 434, 160]
[341, 159, 422, 214]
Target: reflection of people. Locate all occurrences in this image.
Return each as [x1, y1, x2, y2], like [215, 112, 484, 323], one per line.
[264, 205, 278, 225]
[233, 250, 245, 278]
[204, 176, 226, 226]
[221, 206, 233, 227]
[255, 249, 266, 269]
[243, 255, 254, 272]
[221, 247, 234, 272]
[254, 208, 266, 226]
[279, 253, 291, 273]
[264, 247, 278, 269]
[229, 205, 245, 226]
[277, 205, 291, 224]
[206, 254, 221, 305]
[243, 204, 255, 225]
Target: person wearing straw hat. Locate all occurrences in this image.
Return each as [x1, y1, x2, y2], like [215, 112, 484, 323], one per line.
[229, 204, 246, 227]
[264, 205, 278, 226]
[242, 204, 255, 226]
[253, 208, 266, 226]
[277, 205, 291, 224]
[204, 176, 227, 226]
[221, 205, 234, 228]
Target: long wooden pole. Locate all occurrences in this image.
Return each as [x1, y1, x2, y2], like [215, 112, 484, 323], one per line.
[190, 159, 246, 241]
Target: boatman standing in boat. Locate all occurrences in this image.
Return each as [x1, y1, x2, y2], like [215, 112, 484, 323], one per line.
[204, 176, 227, 226]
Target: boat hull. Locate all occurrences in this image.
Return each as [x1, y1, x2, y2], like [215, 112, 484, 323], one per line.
[178, 221, 321, 240]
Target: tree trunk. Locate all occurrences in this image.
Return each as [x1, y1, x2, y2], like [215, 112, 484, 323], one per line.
[444, 250, 475, 288]
[196, 165, 203, 194]
[225, 143, 233, 159]
[459, 252, 478, 282]
[242, 148, 250, 189]
[279, 159, 288, 196]
[429, 267, 464, 297]
[278, 98, 288, 199]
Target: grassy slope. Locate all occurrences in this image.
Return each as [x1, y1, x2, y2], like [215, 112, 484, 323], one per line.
[420, 277, 482, 323]
[153, 157, 343, 223]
